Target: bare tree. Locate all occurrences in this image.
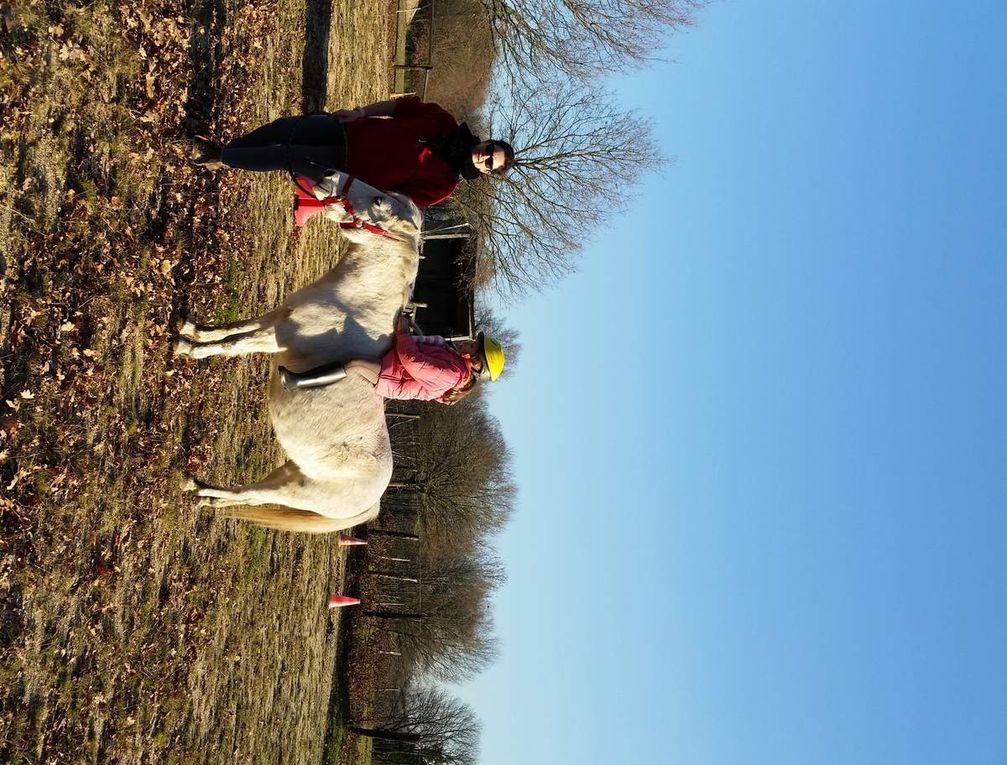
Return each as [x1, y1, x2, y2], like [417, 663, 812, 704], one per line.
[353, 685, 481, 765]
[454, 81, 663, 295]
[411, 2, 701, 295]
[480, 0, 704, 84]
[389, 399, 515, 545]
[366, 551, 504, 682]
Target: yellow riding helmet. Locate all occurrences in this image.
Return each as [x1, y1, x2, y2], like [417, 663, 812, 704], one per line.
[477, 332, 505, 381]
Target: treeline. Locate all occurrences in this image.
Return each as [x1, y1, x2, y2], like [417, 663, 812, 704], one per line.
[342, 393, 514, 765]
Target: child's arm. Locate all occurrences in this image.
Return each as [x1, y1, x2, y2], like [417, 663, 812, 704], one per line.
[394, 331, 469, 394]
[413, 334, 447, 347]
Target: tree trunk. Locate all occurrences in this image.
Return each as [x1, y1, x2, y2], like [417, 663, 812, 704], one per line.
[367, 529, 420, 541]
[364, 611, 428, 621]
[369, 571, 420, 583]
[386, 481, 423, 492]
[350, 727, 422, 743]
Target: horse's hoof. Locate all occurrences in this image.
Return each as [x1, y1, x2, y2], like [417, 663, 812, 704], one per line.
[175, 315, 196, 337]
[173, 337, 192, 357]
[180, 475, 198, 492]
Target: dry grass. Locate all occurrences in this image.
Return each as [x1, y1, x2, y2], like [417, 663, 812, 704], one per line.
[0, 0, 398, 762]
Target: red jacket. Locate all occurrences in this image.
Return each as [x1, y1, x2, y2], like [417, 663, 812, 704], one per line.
[342, 97, 461, 208]
[375, 331, 472, 401]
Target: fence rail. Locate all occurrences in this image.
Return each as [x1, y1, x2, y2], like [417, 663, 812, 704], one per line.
[393, 0, 435, 98]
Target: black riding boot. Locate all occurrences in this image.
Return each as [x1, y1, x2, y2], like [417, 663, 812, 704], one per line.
[279, 361, 347, 390]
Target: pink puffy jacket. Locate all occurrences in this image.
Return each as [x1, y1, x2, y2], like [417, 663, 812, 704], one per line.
[375, 331, 472, 401]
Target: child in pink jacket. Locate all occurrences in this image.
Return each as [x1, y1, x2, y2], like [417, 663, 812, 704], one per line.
[279, 316, 505, 404]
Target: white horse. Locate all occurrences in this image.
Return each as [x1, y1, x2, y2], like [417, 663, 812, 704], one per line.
[175, 172, 422, 533]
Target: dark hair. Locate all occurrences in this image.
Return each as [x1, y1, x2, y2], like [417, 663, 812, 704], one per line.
[491, 140, 516, 176]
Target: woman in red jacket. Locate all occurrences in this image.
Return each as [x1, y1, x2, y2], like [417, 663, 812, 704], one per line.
[193, 97, 515, 208]
[279, 315, 506, 404]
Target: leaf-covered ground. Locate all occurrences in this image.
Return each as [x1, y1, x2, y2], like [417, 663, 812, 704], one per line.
[0, 1, 395, 762]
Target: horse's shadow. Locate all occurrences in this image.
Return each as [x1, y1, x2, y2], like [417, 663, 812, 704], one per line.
[170, 0, 225, 331]
[183, 0, 331, 125]
[301, 0, 332, 113]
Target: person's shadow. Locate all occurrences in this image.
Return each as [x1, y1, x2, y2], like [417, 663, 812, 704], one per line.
[302, 0, 332, 113]
[185, 0, 331, 122]
[183, 0, 224, 138]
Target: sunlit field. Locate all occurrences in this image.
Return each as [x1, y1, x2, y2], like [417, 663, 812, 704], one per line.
[0, 1, 396, 762]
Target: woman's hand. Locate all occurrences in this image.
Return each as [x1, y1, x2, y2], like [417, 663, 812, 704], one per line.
[332, 107, 365, 123]
[396, 314, 411, 333]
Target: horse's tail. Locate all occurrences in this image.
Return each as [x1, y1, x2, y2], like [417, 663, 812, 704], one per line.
[219, 503, 380, 535]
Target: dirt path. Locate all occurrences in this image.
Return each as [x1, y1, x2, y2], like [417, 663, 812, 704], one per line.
[0, 1, 394, 762]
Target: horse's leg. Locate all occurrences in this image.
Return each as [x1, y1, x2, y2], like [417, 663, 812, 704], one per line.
[176, 307, 289, 343]
[181, 463, 307, 507]
[174, 326, 281, 359]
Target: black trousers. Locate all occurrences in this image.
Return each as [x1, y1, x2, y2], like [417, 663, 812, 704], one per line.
[221, 115, 347, 182]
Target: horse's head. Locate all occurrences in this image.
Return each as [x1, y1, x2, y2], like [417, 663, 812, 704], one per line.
[315, 171, 423, 248]
[364, 191, 423, 245]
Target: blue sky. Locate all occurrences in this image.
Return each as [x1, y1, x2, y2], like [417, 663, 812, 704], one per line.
[460, 1, 1007, 764]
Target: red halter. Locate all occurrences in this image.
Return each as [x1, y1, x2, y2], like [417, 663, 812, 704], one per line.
[293, 175, 402, 239]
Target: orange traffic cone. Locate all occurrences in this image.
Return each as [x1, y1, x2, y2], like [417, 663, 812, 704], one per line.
[328, 594, 360, 608]
[337, 535, 367, 547]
